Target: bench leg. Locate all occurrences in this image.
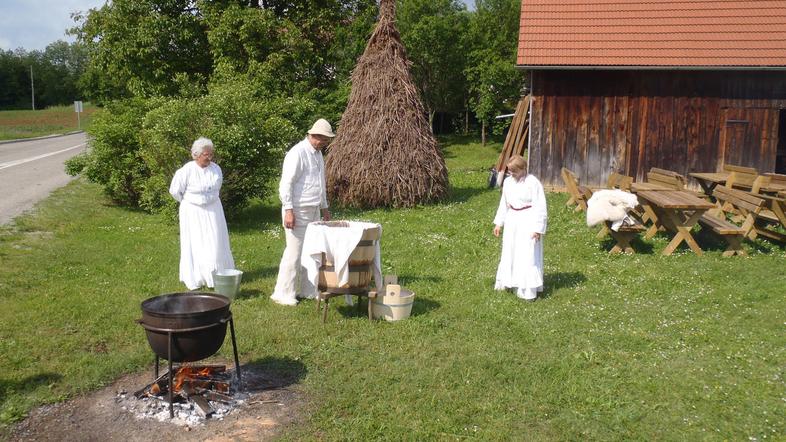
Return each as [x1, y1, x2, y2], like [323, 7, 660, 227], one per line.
[722, 234, 745, 257]
[596, 224, 610, 240]
[609, 231, 636, 254]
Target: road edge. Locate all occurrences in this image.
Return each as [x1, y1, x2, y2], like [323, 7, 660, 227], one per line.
[0, 130, 86, 145]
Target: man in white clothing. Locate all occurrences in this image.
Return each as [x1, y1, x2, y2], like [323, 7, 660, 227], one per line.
[270, 119, 334, 306]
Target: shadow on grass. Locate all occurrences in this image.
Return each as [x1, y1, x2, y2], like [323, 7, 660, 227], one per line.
[329, 294, 440, 320]
[695, 228, 786, 255]
[228, 202, 280, 234]
[235, 288, 264, 300]
[541, 271, 587, 299]
[410, 295, 439, 317]
[241, 266, 279, 284]
[0, 373, 63, 398]
[240, 356, 307, 392]
[445, 184, 490, 204]
[598, 236, 655, 254]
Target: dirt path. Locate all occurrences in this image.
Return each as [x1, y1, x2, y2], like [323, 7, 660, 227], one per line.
[6, 363, 307, 441]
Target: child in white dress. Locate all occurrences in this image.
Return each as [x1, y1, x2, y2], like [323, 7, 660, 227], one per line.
[492, 155, 547, 301]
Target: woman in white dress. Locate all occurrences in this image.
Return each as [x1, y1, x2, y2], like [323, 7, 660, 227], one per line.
[169, 137, 235, 290]
[492, 155, 547, 301]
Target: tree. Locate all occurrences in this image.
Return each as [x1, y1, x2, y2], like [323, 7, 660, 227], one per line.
[72, 0, 212, 103]
[0, 42, 87, 110]
[465, 0, 524, 144]
[396, 0, 469, 128]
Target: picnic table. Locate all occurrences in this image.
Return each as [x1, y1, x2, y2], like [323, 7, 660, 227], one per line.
[636, 190, 715, 255]
[629, 182, 674, 226]
[630, 182, 674, 192]
[690, 171, 786, 196]
[688, 172, 729, 196]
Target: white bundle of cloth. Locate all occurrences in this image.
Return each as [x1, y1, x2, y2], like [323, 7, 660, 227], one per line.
[300, 221, 383, 301]
[586, 189, 639, 231]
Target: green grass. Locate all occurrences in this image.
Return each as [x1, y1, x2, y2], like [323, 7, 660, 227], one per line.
[0, 104, 98, 140]
[1, 137, 785, 440]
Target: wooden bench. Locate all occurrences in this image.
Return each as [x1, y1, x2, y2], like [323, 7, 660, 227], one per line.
[607, 172, 633, 191]
[647, 167, 710, 200]
[646, 167, 686, 190]
[561, 167, 591, 212]
[723, 164, 761, 191]
[700, 186, 769, 253]
[605, 218, 646, 254]
[698, 212, 746, 256]
[763, 172, 786, 191]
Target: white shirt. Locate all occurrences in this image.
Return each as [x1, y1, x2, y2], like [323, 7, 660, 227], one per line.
[279, 137, 328, 210]
[169, 161, 222, 206]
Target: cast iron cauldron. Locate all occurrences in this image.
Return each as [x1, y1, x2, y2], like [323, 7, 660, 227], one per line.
[138, 292, 231, 362]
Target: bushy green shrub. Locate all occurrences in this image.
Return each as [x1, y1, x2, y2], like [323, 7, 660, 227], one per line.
[68, 78, 317, 218]
[66, 97, 162, 206]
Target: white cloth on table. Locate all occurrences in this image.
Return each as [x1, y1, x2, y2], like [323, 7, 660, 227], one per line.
[169, 161, 235, 290]
[493, 175, 547, 293]
[301, 221, 383, 294]
[586, 189, 639, 231]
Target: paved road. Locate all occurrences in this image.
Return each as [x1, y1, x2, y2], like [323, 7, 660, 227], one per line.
[0, 132, 88, 225]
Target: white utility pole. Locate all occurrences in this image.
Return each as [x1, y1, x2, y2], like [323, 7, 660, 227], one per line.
[30, 66, 35, 110]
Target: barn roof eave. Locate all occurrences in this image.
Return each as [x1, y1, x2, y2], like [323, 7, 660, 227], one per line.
[515, 64, 786, 71]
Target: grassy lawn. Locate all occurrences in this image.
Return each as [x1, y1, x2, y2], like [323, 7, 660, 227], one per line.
[1, 136, 785, 440]
[0, 104, 98, 141]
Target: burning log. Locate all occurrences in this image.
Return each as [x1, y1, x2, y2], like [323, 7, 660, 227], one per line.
[197, 389, 233, 403]
[135, 365, 231, 399]
[133, 370, 170, 399]
[182, 385, 215, 418]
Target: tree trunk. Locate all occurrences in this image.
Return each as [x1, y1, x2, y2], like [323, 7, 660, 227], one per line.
[481, 121, 486, 146]
[464, 109, 469, 135]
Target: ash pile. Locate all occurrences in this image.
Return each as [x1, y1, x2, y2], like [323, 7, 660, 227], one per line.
[117, 364, 248, 426]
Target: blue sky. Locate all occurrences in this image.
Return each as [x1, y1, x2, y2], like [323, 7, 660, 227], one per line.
[1, 0, 475, 52]
[0, 0, 105, 51]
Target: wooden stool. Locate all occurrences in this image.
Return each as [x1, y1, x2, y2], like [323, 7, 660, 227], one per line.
[316, 289, 377, 323]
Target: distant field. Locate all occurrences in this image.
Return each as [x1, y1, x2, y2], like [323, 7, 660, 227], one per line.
[0, 104, 98, 141]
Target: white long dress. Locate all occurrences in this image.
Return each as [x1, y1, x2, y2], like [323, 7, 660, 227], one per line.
[169, 161, 235, 290]
[493, 174, 548, 293]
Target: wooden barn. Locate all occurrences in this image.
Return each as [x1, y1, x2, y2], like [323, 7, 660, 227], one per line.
[516, 0, 786, 189]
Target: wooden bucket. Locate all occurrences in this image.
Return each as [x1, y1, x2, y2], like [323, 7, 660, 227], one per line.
[316, 221, 381, 293]
[371, 285, 415, 321]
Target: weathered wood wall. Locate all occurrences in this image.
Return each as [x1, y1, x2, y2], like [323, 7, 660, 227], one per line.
[528, 70, 786, 188]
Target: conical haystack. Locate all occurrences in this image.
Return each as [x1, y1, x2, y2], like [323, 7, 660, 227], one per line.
[325, 0, 449, 208]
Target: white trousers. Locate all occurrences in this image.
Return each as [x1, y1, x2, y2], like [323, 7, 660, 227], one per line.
[271, 206, 320, 302]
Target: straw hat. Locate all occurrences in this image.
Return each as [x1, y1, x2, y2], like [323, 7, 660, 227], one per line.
[307, 119, 335, 138]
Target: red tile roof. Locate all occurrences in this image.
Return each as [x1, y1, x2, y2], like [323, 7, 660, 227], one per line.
[517, 0, 786, 68]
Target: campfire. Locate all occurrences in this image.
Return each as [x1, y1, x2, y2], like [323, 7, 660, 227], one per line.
[136, 292, 242, 418]
[134, 364, 236, 418]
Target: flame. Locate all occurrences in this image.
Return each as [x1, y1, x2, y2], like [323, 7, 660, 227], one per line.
[172, 365, 221, 392]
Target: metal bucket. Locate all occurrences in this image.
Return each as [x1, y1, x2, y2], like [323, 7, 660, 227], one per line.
[213, 269, 243, 300]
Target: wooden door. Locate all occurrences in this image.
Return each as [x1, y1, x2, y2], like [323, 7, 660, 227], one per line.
[718, 108, 778, 171]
